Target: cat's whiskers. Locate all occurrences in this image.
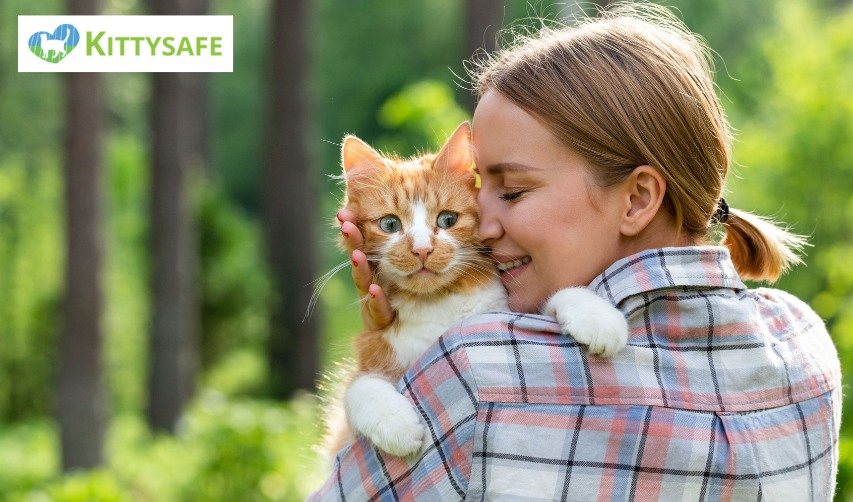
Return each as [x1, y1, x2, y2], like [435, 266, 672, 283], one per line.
[455, 249, 495, 269]
[446, 268, 488, 286]
[454, 260, 494, 276]
[452, 260, 496, 283]
[450, 252, 492, 270]
[304, 259, 353, 322]
[309, 256, 502, 324]
[362, 254, 384, 267]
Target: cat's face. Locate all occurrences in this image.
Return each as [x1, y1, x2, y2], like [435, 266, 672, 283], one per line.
[340, 123, 492, 296]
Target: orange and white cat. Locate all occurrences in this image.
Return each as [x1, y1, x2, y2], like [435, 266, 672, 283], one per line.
[323, 122, 628, 459]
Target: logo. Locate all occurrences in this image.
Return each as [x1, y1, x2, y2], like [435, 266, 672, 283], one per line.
[28, 24, 80, 64]
[19, 16, 233, 73]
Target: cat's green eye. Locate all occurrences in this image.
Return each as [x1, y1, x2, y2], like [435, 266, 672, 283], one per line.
[436, 211, 458, 229]
[378, 215, 402, 233]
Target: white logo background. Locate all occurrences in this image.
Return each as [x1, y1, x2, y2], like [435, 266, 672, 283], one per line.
[18, 15, 233, 73]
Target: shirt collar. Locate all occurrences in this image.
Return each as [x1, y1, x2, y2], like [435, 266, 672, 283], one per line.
[588, 246, 746, 306]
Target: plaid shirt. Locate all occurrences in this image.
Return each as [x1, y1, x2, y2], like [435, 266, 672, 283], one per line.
[309, 247, 841, 501]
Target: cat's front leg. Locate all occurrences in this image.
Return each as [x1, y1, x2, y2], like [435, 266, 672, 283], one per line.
[345, 373, 426, 457]
[544, 287, 628, 357]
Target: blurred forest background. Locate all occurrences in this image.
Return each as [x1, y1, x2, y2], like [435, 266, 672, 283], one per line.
[0, 0, 851, 499]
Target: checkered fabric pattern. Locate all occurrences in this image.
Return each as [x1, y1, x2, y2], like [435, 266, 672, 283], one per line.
[309, 247, 841, 501]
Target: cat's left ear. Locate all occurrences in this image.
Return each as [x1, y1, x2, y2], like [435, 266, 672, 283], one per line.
[342, 135, 384, 174]
[433, 122, 474, 175]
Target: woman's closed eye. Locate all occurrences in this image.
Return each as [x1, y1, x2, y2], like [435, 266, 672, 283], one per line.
[499, 190, 527, 202]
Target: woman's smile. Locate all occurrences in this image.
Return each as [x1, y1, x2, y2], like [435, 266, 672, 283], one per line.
[492, 254, 532, 284]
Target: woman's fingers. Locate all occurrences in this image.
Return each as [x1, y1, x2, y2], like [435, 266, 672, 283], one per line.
[350, 249, 372, 295]
[364, 284, 395, 330]
[351, 253, 394, 330]
[336, 208, 354, 223]
[337, 208, 395, 330]
[341, 221, 363, 251]
[338, 209, 365, 253]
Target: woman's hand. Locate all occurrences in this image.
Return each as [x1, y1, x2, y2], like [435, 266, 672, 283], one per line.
[337, 209, 396, 331]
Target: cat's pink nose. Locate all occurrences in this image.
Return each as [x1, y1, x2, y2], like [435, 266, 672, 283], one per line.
[413, 247, 433, 263]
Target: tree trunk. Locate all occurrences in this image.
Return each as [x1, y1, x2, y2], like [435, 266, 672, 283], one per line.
[59, 0, 106, 470]
[146, 0, 207, 432]
[265, 0, 320, 398]
[464, 0, 503, 111]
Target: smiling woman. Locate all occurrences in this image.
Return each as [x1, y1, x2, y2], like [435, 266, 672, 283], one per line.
[314, 3, 841, 500]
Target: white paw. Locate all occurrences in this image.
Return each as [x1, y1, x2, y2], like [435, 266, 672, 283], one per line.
[345, 375, 427, 457]
[365, 402, 426, 457]
[544, 287, 628, 357]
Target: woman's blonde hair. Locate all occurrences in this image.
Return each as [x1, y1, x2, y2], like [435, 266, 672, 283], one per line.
[470, 2, 805, 281]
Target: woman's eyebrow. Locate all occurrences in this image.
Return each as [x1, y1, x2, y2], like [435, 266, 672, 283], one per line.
[478, 162, 542, 175]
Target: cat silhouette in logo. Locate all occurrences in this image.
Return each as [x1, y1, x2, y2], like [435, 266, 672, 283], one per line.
[40, 31, 68, 58]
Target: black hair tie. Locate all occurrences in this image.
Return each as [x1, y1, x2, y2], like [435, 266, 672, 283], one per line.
[713, 197, 729, 224]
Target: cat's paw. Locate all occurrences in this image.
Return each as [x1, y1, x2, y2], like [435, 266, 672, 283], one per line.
[544, 287, 628, 357]
[346, 375, 427, 457]
[365, 400, 427, 457]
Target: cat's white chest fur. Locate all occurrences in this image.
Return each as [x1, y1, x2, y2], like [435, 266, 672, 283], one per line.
[387, 277, 507, 368]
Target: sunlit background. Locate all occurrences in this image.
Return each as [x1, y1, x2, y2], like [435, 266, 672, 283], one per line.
[1, 0, 851, 499]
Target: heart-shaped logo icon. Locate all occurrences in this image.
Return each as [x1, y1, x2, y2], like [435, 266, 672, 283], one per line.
[28, 24, 80, 64]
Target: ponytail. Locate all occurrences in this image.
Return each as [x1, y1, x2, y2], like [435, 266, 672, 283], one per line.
[721, 207, 807, 282]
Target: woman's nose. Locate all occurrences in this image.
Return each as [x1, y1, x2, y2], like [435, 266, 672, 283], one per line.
[477, 190, 503, 243]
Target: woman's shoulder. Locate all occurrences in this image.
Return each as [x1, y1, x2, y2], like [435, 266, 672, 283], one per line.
[425, 311, 594, 397]
[446, 311, 563, 345]
[734, 285, 840, 393]
[406, 311, 569, 381]
[745, 286, 826, 332]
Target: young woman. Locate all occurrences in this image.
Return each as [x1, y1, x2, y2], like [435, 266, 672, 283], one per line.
[312, 4, 841, 500]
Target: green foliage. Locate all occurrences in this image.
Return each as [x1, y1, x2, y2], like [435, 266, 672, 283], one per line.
[103, 132, 274, 409]
[211, 0, 268, 213]
[104, 132, 275, 403]
[317, 274, 362, 371]
[0, 154, 62, 421]
[103, 134, 150, 415]
[198, 181, 272, 387]
[0, 393, 325, 501]
[0, 130, 276, 417]
[0, 419, 57, 493]
[376, 80, 471, 156]
[313, 0, 462, 184]
[39, 470, 127, 501]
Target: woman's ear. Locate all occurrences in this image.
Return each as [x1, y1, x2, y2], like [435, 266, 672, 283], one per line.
[619, 165, 667, 236]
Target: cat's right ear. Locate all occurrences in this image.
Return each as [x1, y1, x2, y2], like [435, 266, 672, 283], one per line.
[342, 135, 384, 174]
[433, 121, 474, 175]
